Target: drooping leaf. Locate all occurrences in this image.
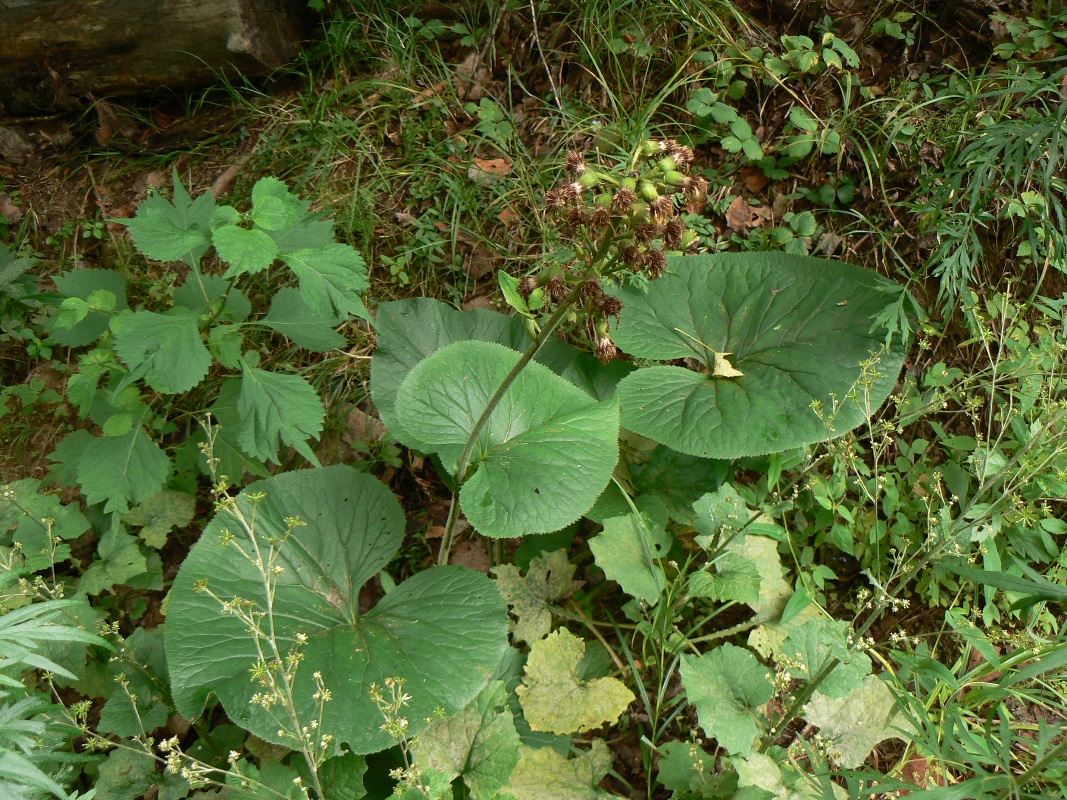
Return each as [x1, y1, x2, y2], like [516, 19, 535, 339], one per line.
[680, 643, 773, 756]
[123, 490, 196, 549]
[612, 253, 908, 458]
[172, 272, 251, 322]
[215, 223, 280, 278]
[117, 172, 216, 263]
[318, 752, 368, 800]
[93, 747, 157, 800]
[262, 287, 347, 352]
[166, 466, 509, 755]
[803, 675, 915, 768]
[370, 298, 628, 442]
[516, 629, 634, 734]
[50, 268, 129, 347]
[76, 428, 172, 514]
[415, 681, 521, 800]
[506, 740, 613, 800]
[236, 365, 325, 466]
[492, 550, 580, 644]
[280, 243, 370, 322]
[395, 341, 619, 538]
[112, 309, 212, 394]
[779, 618, 871, 698]
[588, 512, 671, 604]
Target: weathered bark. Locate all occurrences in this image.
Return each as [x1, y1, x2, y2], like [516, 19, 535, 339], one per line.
[0, 0, 309, 116]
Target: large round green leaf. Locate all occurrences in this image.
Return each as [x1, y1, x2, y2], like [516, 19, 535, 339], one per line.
[395, 341, 620, 538]
[166, 466, 508, 754]
[612, 253, 908, 458]
[371, 298, 631, 448]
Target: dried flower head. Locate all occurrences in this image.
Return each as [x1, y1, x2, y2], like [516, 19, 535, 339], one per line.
[650, 195, 673, 223]
[646, 248, 667, 278]
[685, 175, 709, 201]
[672, 145, 694, 167]
[546, 277, 568, 301]
[599, 295, 623, 317]
[596, 335, 620, 361]
[519, 276, 538, 297]
[564, 150, 586, 175]
[612, 187, 636, 214]
[590, 206, 611, 229]
[664, 217, 685, 249]
[621, 244, 644, 268]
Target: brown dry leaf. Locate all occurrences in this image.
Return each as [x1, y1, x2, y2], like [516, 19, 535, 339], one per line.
[725, 196, 771, 232]
[451, 539, 491, 573]
[497, 207, 520, 226]
[343, 406, 386, 446]
[465, 246, 496, 279]
[468, 157, 512, 184]
[741, 166, 770, 193]
[455, 51, 490, 101]
[0, 192, 22, 222]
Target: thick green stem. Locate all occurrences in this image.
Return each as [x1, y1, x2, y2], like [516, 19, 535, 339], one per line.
[436, 279, 588, 566]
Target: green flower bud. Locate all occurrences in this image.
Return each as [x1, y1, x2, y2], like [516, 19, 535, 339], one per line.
[620, 177, 638, 191]
[594, 192, 613, 209]
[595, 318, 609, 337]
[631, 201, 650, 222]
[641, 140, 662, 157]
[657, 156, 677, 173]
[664, 170, 687, 186]
[578, 171, 601, 189]
[639, 181, 659, 202]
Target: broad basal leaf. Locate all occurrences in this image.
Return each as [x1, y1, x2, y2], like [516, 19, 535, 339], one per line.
[517, 629, 634, 734]
[118, 172, 215, 263]
[112, 309, 212, 394]
[263, 287, 346, 352]
[395, 341, 619, 538]
[680, 643, 772, 756]
[803, 675, 915, 768]
[507, 740, 613, 800]
[166, 466, 508, 754]
[76, 428, 172, 514]
[492, 550, 580, 644]
[688, 551, 761, 605]
[236, 365, 325, 465]
[123, 489, 195, 549]
[612, 253, 908, 458]
[281, 243, 370, 322]
[371, 298, 628, 442]
[50, 268, 129, 347]
[415, 681, 520, 800]
[588, 512, 671, 604]
[731, 753, 847, 800]
[779, 618, 872, 699]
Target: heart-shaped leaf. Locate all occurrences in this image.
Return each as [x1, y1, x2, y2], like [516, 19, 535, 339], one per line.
[612, 253, 908, 458]
[395, 341, 619, 538]
[166, 466, 508, 754]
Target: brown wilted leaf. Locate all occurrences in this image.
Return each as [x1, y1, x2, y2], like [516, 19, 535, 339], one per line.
[741, 166, 770, 192]
[725, 196, 770, 232]
[497, 207, 519, 226]
[468, 157, 512, 184]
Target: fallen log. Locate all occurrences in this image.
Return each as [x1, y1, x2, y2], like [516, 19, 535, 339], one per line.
[0, 0, 309, 116]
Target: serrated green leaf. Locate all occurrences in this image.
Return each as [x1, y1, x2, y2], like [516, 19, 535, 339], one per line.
[691, 485, 752, 545]
[688, 551, 761, 605]
[0, 243, 34, 295]
[517, 629, 634, 734]
[588, 512, 671, 604]
[680, 643, 773, 756]
[118, 173, 215, 263]
[416, 681, 521, 800]
[492, 550, 579, 644]
[236, 365, 325, 466]
[123, 489, 195, 549]
[507, 740, 612, 800]
[318, 752, 368, 800]
[76, 428, 172, 514]
[112, 310, 212, 394]
[215, 224, 279, 277]
[280, 243, 370, 322]
[199, 378, 271, 481]
[803, 674, 915, 768]
[172, 272, 251, 322]
[656, 741, 719, 798]
[50, 268, 129, 347]
[166, 466, 509, 754]
[0, 479, 88, 572]
[498, 271, 531, 317]
[47, 429, 96, 488]
[263, 287, 346, 352]
[77, 523, 149, 595]
[94, 747, 157, 800]
[611, 253, 907, 458]
[779, 619, 871, 698]
[395, 341, 619, 538]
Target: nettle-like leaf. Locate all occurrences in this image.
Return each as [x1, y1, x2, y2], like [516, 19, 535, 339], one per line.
[507, 740, 613, 800]
[77, 523, 150, 596]
[215, 222, 279, 278]
[492, 549, 581, 644]
[199, 377, 271, 481]
[803, 674, 915, 768]
[688, 551, 761, 605]
[588, 511, 671, 604]
[236, 364, 325, 466]
[118, 171, 216, 263]
[611, 253, 908, 459]
[779, 618, 871, 698]
[50, 268, 129, 347]
[415, 681, 520, 800]
[166, 466, 508, 754]
[395, 341, 620, 538]
[371, 298, 632, 442]
[262, 287, 346, 352]
[680, 643, 773, 756]
[112, 309, 212, 394]
[0, 479, 89, 571]
[172, 272, 251, 322]
[76, 427, 172, 514]
[280, 243, 370, 322]
[517, 629, 634, 734]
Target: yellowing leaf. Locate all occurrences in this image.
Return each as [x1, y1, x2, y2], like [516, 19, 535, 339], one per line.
[507, 740, 612, 800]
[711, 351, 744, 378]
[492, 550, 580, 644]
[517, 629, 634, 734]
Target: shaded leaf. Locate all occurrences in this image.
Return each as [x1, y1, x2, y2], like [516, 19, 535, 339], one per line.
[237, 365, 325, 466]
[492, 550, 580, 644]
[50, 268, 129, 347]
[589, 512, 671, 604]
[680, 643, 772, 756]
[262, 287, 346, 352]
[76, 428, 172, 514]
[112, 310, 212, 394]
[123, 490, 196, 549]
